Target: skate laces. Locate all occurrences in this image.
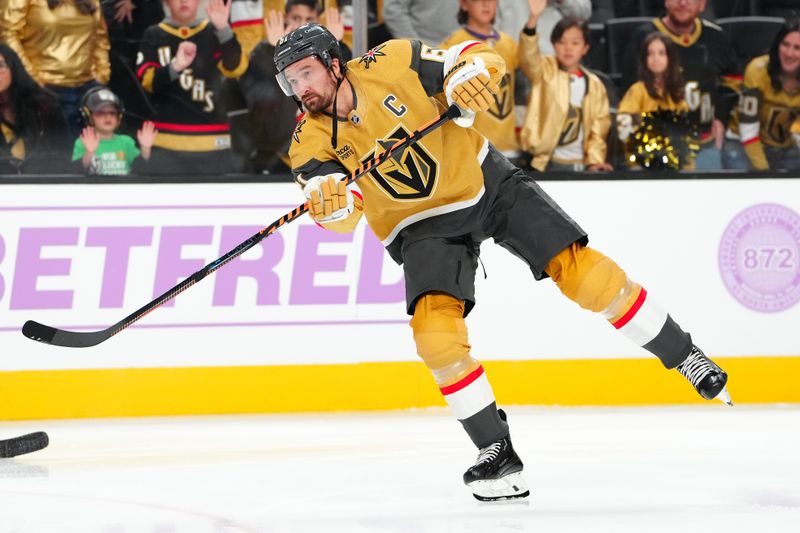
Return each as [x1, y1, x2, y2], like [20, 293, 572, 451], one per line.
[475, 442, 502, 465]
[678, 347, 715, 388]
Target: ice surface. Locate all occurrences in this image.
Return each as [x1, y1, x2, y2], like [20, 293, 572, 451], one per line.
[1, 405, 798, 532]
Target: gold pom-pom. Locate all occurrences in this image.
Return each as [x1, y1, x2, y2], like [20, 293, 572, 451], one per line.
[627, 110, 699, 170]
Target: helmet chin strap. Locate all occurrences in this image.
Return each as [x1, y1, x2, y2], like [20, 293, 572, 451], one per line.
[330, 70, 345, 149]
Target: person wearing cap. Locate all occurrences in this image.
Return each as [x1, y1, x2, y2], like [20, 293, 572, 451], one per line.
[275, 22, 732, 501]
[72, 86, 157, 175]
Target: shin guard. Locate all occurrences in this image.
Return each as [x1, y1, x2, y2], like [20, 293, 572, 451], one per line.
[411, 293, 509, 447]
[546, 244, 692, 368]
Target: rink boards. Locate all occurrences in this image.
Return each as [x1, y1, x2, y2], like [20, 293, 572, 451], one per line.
[1, 179, 799, 419]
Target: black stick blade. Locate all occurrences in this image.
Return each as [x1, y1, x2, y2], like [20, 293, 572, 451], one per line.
[0, 431, 49, 458]
[22, 320, 112, 348]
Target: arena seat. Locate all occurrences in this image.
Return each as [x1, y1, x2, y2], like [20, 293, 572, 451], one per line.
[717, 16, 787, 63]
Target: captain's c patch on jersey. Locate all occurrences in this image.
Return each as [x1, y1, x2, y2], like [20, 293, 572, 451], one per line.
[383, 95, 407, 117]
[365, 125, 439, 200]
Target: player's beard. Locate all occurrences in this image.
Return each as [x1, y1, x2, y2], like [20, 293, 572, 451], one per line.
[301, 71, 340, 113]
[302, 91, 333, 113]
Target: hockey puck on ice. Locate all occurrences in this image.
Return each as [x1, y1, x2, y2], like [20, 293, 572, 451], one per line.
[0, 432, 49, 458]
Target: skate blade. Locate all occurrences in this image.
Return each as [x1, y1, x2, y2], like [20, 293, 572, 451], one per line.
[468, 471, 530, 502]
[715, 386, 733, 406]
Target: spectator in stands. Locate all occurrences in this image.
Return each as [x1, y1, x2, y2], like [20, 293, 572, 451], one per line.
[136, 0, 248, 175]
[0, 43, 69, 174]
[535, 0, 592, 56]
[617, 32, 689, 168]
[519, 0, 612, 172]
[238, 0, 351, 173]
[72, 86, 156, 175]
[383, 0, 533, 47]
[230, 0, 348, 59]
[441, 0, 521, 159]
[622, 0, 740, 170]
[383, 0, 462, 46]
[101, 0, 165, 137]
[261, 2, 350, 65]
[0, 0, 111, 139]
[738, 19, 800, 171]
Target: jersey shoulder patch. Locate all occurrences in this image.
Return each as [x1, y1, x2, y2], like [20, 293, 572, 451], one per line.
[350, 40, 413, 75]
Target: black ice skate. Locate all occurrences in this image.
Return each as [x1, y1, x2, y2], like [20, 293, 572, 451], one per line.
[463, 411, 529, 501]
[677, 345, 732, 405]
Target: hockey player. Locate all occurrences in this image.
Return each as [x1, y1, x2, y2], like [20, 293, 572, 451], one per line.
[275, 23, 731, 501]
[136, 0, 248, 175]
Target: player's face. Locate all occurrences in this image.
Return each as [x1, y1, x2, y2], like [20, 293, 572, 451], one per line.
[283, 56, 338, 113]
[553, 27, 589, 71]
[646, 38, 668, 76]
[165, 0, 201, 25]
[778, 31, 800, 76]
[664, 0, 705, 26]
[91, 105, 120, 134]
[460, 0, 497, 27]
[285, 5, 320, 34]
[0, 54, 11, 94]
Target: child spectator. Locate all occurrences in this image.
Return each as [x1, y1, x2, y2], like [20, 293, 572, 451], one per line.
[519, 0, 612, 171]
[617, 32, 689, 168]
[72, 86, 156, 175]
[441, 0, 520, 158]
[534, 0, 592, 56]
[136, 0, 248, 175]
[0, 43, 69, 174]
[738, 20, 800, 171]
[0, 0, 111, 139]
[622, 0, 740, 170]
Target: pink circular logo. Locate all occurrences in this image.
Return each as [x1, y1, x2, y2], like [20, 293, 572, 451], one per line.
[719, 203, 800, 313]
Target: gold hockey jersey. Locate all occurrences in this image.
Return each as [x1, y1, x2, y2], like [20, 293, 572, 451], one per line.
[738, 55, 800, 170]
[289, 39, 506, 249]
[517, 32, 610, 171]
[440, 28, 519, 152]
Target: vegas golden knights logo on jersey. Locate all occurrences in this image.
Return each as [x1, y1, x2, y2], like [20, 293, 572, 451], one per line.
[558, 105, 583, 146]
[487, 73, 513, 121]
[364, 125, 439, 199]
[765, 106, 797, 145]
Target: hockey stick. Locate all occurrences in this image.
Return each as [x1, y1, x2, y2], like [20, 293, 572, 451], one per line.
[0, 432, 49, 458]
[22, 104, 462, 348]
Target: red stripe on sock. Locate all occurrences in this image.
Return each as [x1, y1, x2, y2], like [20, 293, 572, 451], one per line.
[612, 288, 647, 330]
[440, 366, 484, 396]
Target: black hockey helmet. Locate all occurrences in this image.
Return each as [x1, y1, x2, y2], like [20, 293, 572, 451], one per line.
[80, 86, 124, 126]
[274, 23, 344, 96]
